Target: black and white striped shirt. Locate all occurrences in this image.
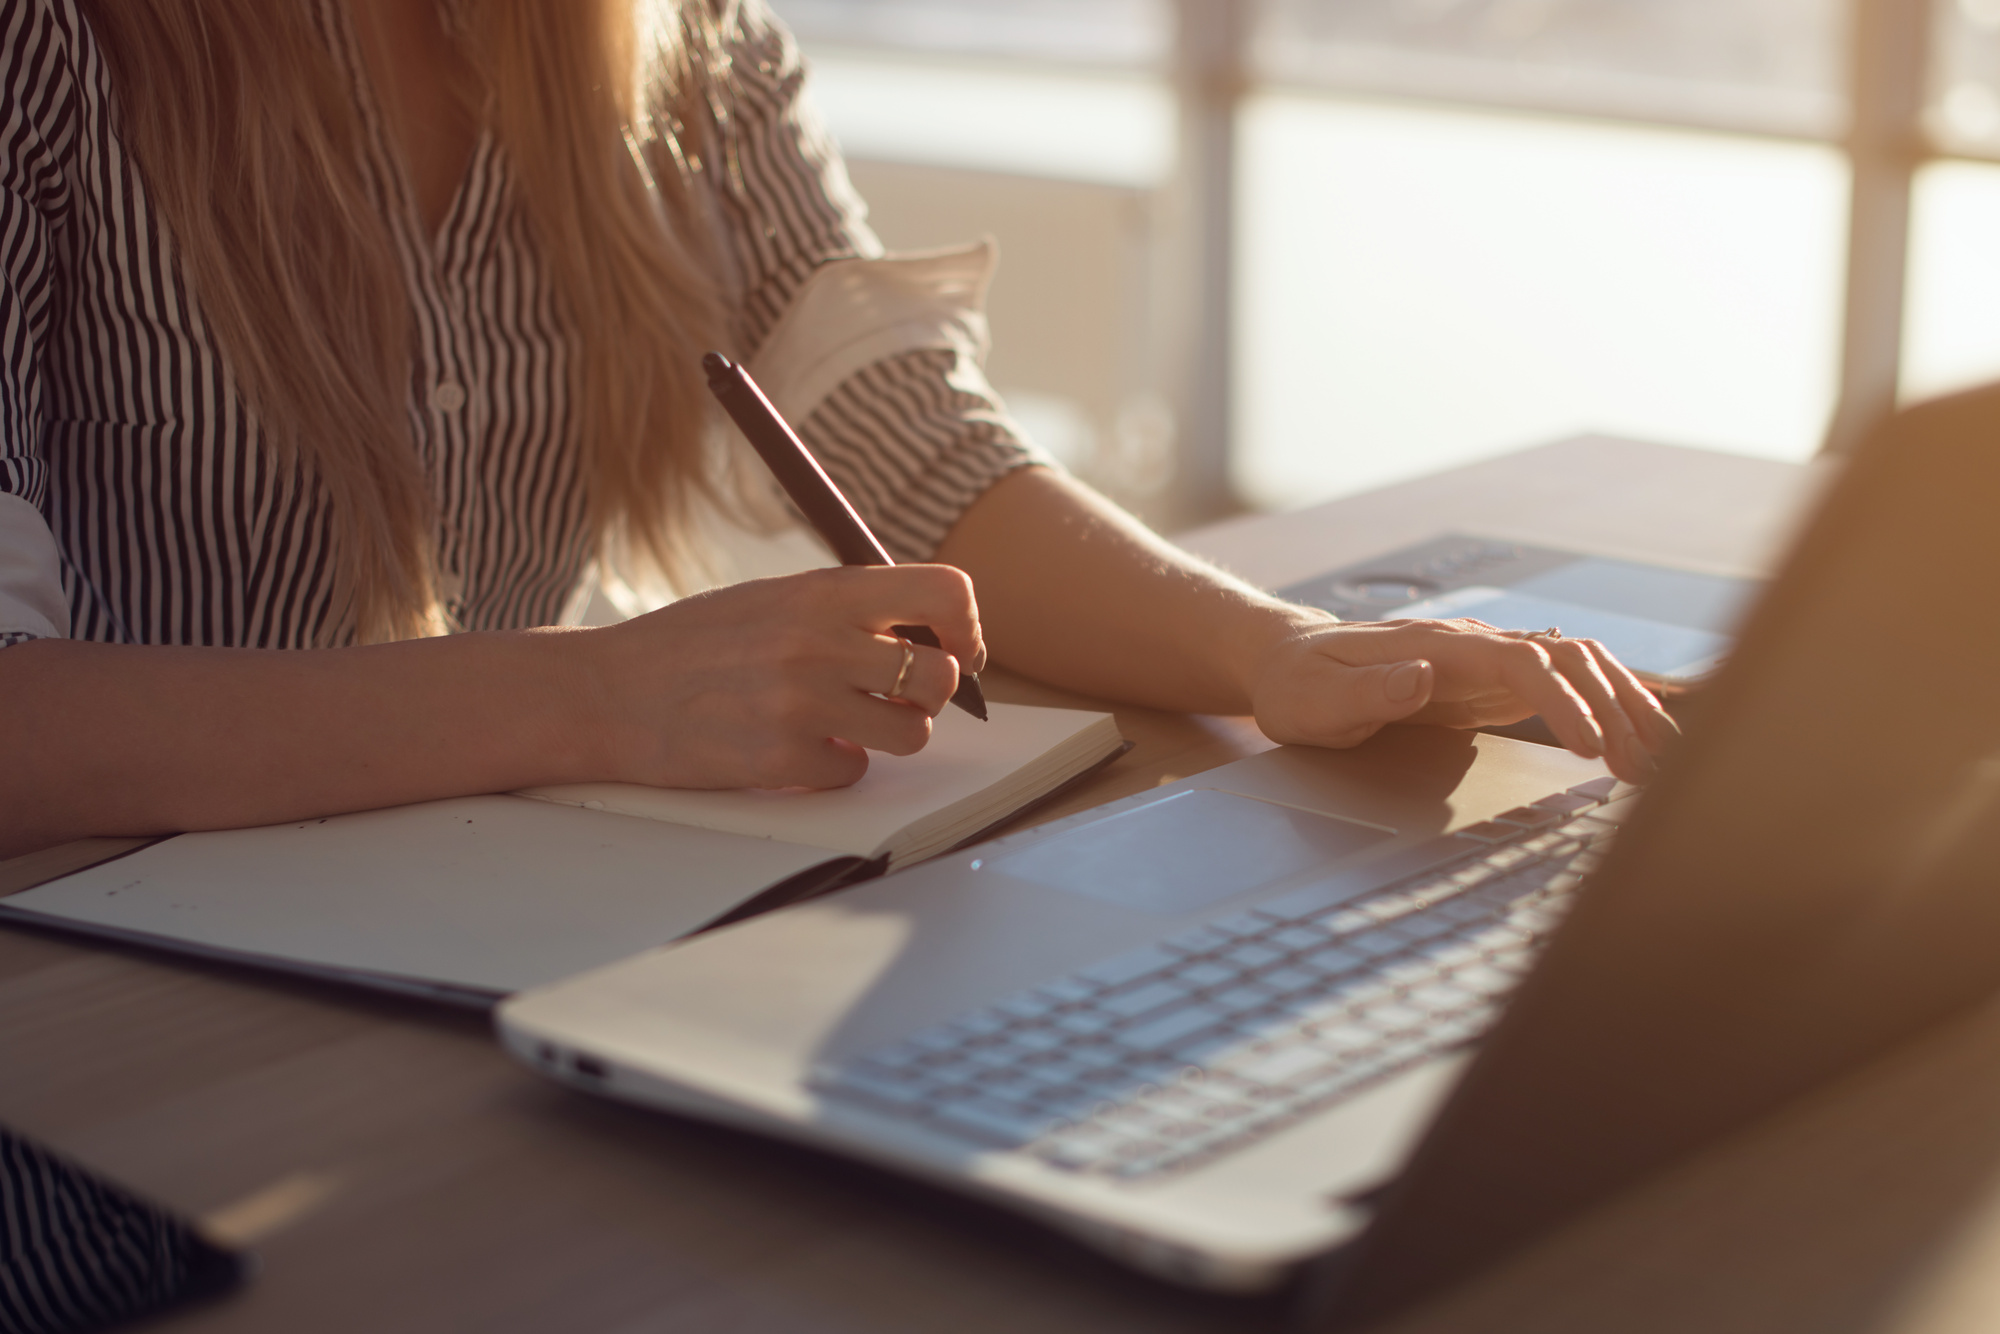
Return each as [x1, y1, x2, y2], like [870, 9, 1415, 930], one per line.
[0, 0, 1040, 650]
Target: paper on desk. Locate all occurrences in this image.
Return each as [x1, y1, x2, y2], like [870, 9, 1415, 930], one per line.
[4, 796, 834, 995]
[520, 701, 1121, 865]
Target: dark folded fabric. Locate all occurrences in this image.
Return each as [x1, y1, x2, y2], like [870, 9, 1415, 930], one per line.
[0, 1127, 243, 1334]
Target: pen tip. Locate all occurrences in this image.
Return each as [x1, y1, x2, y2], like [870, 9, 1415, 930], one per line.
[702, 351, 734, 386]
[953, 674, 989, 721]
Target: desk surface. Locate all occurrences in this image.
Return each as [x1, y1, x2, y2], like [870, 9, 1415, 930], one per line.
[17, 435, 1991, 1334]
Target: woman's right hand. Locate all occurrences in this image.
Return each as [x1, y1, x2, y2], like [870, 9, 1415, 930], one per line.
[571, 564, 983, 792]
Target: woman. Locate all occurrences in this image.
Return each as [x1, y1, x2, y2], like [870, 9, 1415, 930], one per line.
[0, 0, 1674, 861]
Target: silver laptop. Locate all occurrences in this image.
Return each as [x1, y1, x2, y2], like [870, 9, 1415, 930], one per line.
[499, 386, 2000, 1328]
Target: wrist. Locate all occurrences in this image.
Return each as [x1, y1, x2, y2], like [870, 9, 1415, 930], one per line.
[1220, 596, 1338, 706]
[488, 625, 620, 786]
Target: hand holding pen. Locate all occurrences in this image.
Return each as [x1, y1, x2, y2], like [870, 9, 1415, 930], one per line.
[703, 352, 990, 721]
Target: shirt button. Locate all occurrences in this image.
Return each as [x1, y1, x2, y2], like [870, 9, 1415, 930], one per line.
[431, 381, 467, 413]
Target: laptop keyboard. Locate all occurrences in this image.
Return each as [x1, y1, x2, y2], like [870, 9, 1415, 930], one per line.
[812, 778, 1633, 1181]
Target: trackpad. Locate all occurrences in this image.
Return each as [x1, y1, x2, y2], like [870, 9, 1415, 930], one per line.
[994, 789, 1394, 914]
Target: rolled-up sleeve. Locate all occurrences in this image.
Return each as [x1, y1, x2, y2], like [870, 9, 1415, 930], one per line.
[699, 1, 1050, 561]
[0, 0, 76, 645]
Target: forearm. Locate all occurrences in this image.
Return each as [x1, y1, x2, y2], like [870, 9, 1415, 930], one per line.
[935, 468, 1325, 713]
[0, 630, 597, 857]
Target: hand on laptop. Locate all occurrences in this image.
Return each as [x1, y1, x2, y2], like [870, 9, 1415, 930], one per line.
[1245, 616, 1678, 784]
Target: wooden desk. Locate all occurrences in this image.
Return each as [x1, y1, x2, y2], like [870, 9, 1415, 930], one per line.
[21, 433, 1979, 1334]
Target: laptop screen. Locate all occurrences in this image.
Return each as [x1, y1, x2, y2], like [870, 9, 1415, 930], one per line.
[1313, 386, 2000, 1327]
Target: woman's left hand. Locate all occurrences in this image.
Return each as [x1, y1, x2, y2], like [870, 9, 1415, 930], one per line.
[1243, 614, 1680, 784]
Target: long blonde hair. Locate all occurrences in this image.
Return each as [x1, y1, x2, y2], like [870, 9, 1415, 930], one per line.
[77, 0, 734, 642]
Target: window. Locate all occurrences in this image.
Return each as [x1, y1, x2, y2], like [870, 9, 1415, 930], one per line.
[782, 1, 1977, 517]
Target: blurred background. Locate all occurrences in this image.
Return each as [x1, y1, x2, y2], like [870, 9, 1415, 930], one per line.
[769, 0, 2000, 532]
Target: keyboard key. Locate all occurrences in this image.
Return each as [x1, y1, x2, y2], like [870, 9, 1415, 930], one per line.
[1586, 795, 1642, 826]
[1495, 806, 1561, 827]
[1036, 977, 1099, 1005]
[1174, 960, 1240, 989]
[1012, 1027, 1069, 1053]
[1348, 931, 1404, 959]
[1405, 981, 1473, 1011]
[1161, 1026, 1254, 1066]
[1455, 821, 1521, 842]
[1210, 984, 1278, 1014]
[1387, 912, 1459, 944]
[994, 993, 1060, 1022]
[1429, 896, 1492, 926]
[1122, 1005, 1231, 1052]
[865, 1042, 931, 1070]
[1077, 944, 1184, 989]
[1101, 979, 1190, 1020]
[1223, 942, 1288, 971]
[1567, 776, 1619, 801]
[966, 1044, 1028, 1069]
[1269, 925, 1329, 952]
[1165, 924, 1237, 955]
[1052, 1008, 1119, 1037]
[1427, 1008, 1494, 1047]
[933, 1097, 1066, 1146]
[1298, 935, 1363, 964]
[903, 1026, 964, 1054]
[910, 1058, 975, 1087]
[1377, 955, 1444, 987]
[1533, 792, 1596, 815]
[827, 1065, 930, 1107]
[1210, 911, 1280, 937]
[1317, 907, 1377, 935]
[1038, 1129, 1127, 1170]
[956, 1010, 1012, 1037]
[1258, 966, 1324, 995]
[1452, 963, 1521, 995]
[1361, 1000, 1429, 1033]
[1225, 1041, 1339, 1087]
[1143, 1083, 1256, 1129]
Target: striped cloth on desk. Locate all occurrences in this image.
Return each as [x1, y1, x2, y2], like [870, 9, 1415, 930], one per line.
[0, 1126, 240, 1333]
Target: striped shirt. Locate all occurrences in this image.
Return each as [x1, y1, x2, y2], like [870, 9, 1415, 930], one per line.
[0, 0, 1041, 650]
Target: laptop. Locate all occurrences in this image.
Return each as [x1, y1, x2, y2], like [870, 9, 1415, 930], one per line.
[498, 384, 2000, 1329]
[1272, 533, 1761, 686]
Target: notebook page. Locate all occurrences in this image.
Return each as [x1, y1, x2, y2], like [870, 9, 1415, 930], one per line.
[4, 796, 835, 994]
[520, 702, 1116, 859]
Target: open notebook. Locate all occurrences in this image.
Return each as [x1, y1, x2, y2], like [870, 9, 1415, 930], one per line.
[0, 703, 1125, 1004]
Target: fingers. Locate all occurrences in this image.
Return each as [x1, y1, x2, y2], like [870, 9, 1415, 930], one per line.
[861, 633, 959, 718]
[1581, 640, 1681, 753]
[826, 564, 984, 675]
[1253, 647, 1436, 750]
[1487, 638, 1610, 764]
[1536, 638, 1649, 780]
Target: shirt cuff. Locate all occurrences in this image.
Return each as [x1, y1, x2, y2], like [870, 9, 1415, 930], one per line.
[748, 240, 998, 429]
[0, 490, 68, 642]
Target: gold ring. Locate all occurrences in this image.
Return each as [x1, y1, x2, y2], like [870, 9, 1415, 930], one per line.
[886, 638, 915, 700]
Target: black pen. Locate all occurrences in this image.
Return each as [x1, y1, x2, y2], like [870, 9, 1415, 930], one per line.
[702, 351, 989, 721]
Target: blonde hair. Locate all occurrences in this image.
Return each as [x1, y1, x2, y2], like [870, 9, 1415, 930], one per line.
[77, 0, 734, 642]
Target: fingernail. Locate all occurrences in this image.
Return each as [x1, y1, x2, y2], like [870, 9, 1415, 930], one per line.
[1624, 734, 1658, 779]
[1385, 660, 1427, 703]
